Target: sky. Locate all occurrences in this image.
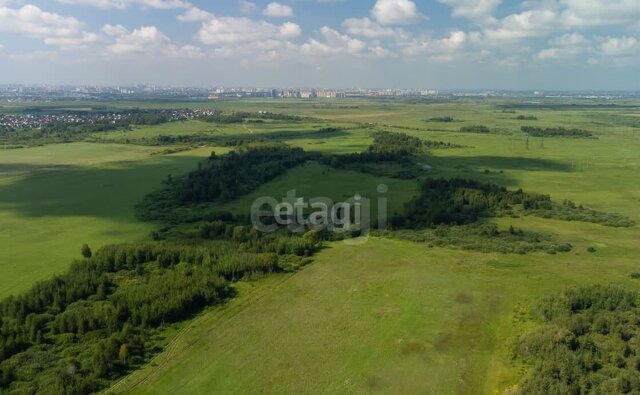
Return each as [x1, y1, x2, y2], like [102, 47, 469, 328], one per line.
[0, 0, 639, 89]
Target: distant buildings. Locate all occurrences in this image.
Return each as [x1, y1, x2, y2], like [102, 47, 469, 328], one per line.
[2, 84, 631, 104]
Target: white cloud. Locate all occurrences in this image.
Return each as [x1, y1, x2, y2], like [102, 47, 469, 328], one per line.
[239, 0, 257, 14]
[371, 0, 424, 25]
[399, 30, 479, 60]
[535, 33, 589, 61]
[536, 33, 589, 60]
[55, 0, 189, 10]
[197, 16, 300, 46]
[304, 26, 367, 55]
[550, 32, 586, 46]
[484, 9, 558, 41]
[102, 24, 128, 36]
[0, 4, 97, 47]
[437, 0, 501, 22]
[177, 6, 214, 22]
[263, 2, 293, 18]
[600, 36, 639, 56]
[342, 17, 408, 39]
[477, 0, 640, 51]
[107, 25, 170, 53]
[105, 25, 202, 58]
[561, 0, 640, 28]
[438, 30, 468, 50]
[536, 47, 561, 60]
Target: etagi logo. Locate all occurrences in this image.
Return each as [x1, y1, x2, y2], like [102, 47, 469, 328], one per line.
[250, 184, 389, 237]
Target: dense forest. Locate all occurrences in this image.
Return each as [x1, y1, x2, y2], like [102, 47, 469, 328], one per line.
[517, 285, 640, 394]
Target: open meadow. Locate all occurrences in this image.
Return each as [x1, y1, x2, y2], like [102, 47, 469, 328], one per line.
[1, 98, 639, 394]
[0, 143, 218, 298]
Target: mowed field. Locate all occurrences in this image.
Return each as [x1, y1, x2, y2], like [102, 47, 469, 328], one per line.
[2, 98, 640, 394]
[0, 143, 217, 298]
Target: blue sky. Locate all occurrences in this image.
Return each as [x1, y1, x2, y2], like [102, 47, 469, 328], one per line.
[0, 0, 638, 89]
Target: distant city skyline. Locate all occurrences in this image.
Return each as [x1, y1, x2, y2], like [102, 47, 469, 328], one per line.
[0, 0, 639, 89]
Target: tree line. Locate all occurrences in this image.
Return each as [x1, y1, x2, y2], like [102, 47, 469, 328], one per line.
[521, 126, 593, 138]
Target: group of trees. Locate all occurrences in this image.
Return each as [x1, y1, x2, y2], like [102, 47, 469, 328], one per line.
[367, 131, 424, 155]
[517, 285, 640, 394]
[391, 178, 633, 230]
[387, 222, 568, 255]
[320, 131, 425, 170]
[521, 126, 593, 138]
[178, 146, 308, 203]
[0, 230, 322, 393]
[460, 125, 492, 133]
[428, 116, 455, 122]
[392, 178, 553, 228]
[528, 199, 634, 227]
[136, 145, 310, 222]
[422, 140, 464, 149]
[198, 111, 305, 124]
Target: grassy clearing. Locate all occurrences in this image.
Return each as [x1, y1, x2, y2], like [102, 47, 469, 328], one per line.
[109, 235, 640, 395]
[0, 143, 216, 298]
[217, 161, 418, 222]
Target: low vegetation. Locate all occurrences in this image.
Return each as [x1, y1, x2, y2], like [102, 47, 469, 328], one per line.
[387, 223, 564, 254]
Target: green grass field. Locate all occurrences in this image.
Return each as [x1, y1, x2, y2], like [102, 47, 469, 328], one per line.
[217, 161, 418, 222]
[108, 234, 640, 395]
[0, 143, 217, 298]
[2, 98, 640, 394]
